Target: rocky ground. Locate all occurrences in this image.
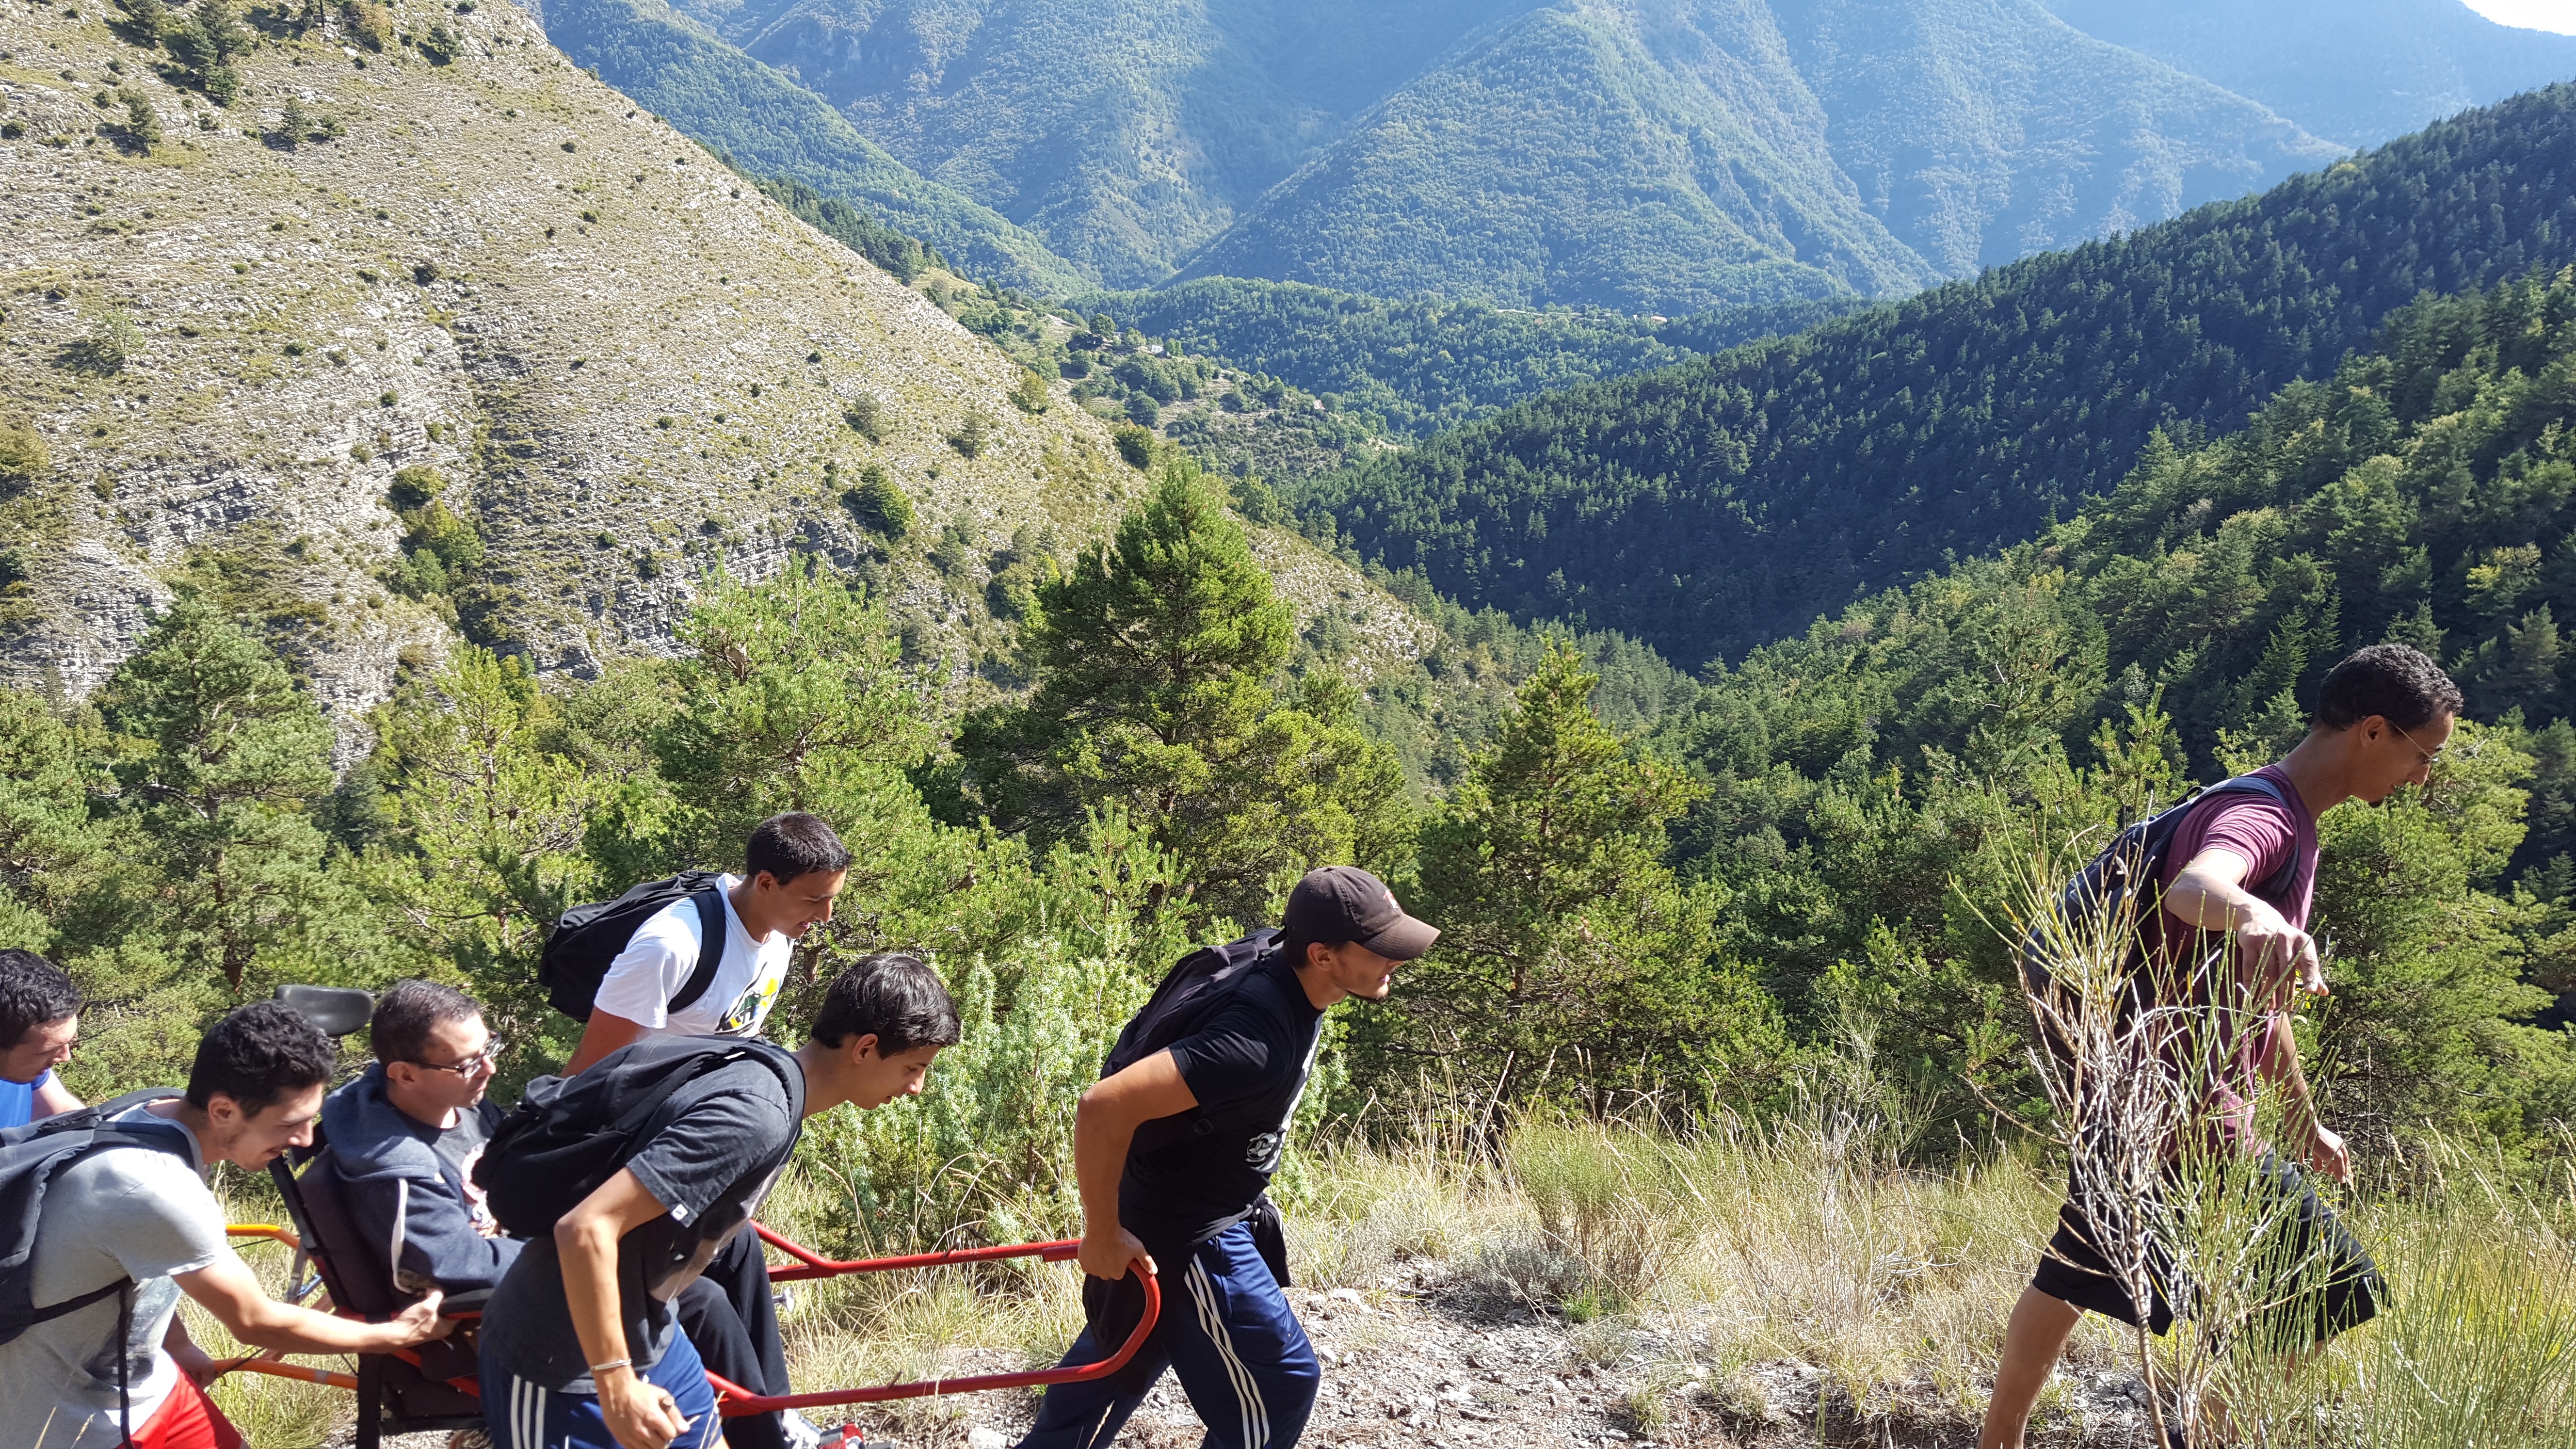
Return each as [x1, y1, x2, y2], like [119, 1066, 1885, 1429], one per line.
[370, 1272, 2171, 1449]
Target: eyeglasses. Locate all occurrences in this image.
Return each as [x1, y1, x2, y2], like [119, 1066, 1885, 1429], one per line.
[408, 1041, 504, 1077]
[2392, 721, 2448, 769]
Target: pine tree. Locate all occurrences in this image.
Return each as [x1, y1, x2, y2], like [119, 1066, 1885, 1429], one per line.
[954, 460, 1408, 924]
[93, 596, 353, 996]
[1392, 642, 1784, 1106]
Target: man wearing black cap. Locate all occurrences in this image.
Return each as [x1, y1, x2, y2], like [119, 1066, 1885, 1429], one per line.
[1016, 867, 1437, 1449]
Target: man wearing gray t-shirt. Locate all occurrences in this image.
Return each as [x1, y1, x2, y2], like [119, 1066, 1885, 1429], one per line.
[0, 1003, 447, 1449]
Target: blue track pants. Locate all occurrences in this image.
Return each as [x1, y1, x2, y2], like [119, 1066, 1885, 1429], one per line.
[1018, 1221, 1320, 1449]
[482, 1328, 722, 1449]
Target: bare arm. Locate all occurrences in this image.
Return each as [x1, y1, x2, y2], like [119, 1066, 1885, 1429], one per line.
[174, 1251, 449, 1355]
[32, 1075, 82, 1118]
[1073, 1050, 1197, 1281]
[2163, 847, 2326, 998]
[2170, 846, 2348, 1180]
[564, 1009, 647, 1077]
[556, 1167, 690, 1449]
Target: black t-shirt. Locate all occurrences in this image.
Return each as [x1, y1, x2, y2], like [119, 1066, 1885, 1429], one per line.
[481, 1053, 803, 1390]
[1119, 963, 1325, 1247]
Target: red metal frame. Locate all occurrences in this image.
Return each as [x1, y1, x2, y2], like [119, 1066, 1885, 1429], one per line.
[224, 1222, 1161, 1417]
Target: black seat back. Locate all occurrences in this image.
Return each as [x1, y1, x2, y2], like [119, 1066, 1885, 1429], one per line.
[268, 1137, 483, 1424]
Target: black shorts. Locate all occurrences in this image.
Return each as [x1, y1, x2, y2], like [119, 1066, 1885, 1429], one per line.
[2031, 1150, 2383, 1344]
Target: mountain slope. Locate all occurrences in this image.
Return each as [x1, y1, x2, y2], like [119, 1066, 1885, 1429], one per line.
[530, 0, 1088, 293]
[651, 0, 1510, 288]
[0, 0, 1421, 720]
[1774, 0, 2345, 275]
[635, 0, 2340, 309]
[1191, 0, 2340, 309]
[2046, 0, 2576, 149]
[1177, 0, 1940, 311]
[1297, 83, 2576, 666]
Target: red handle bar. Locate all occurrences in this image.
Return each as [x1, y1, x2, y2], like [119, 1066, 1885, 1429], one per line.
[227, 1222, 1161, 1416]
[712, 1227, 1161, 1415]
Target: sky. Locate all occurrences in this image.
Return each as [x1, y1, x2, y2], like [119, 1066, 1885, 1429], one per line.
[2463, 0, 2576, 32]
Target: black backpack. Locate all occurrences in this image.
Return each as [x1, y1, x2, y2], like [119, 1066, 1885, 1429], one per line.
[2022, 774, 2305, 1066]
[538, 870, 730, 1023]
[0, 1088, 196, 1442]
[1103, 929, 1302, 1154]
[473, 1036, 803, 1238]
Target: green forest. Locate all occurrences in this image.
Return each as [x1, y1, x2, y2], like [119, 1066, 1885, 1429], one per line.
[12, 263, 2576, 1251]
[1299, 83, 2576, 668]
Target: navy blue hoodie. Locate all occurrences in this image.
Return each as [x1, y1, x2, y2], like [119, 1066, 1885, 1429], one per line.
[319, 1063, 520, 1297]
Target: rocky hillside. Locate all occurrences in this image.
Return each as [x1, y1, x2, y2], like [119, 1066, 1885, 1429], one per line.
[0, 0, 1425, 730]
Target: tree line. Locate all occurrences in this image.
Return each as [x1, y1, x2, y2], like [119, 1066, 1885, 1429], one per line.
[1296, 82, 2576, 669]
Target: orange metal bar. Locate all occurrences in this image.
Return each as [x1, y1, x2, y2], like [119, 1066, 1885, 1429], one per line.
[756, 1224, 1082, 1281]
[708, 1264, 1157, 1416]
[226, 1224, 304, 1249]
[227, 1357, 361, 1391]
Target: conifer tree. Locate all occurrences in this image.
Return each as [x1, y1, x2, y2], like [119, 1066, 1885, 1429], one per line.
[92, 596, 352, 995]
[1380, 642, 1783, 1104]
[954, 460, 1409, 924]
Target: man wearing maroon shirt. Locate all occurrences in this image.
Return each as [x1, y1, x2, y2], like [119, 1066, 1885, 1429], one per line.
[1979, 644, 2462, 1449]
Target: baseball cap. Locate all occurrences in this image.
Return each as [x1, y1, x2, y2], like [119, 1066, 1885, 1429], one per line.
[1282, 867, 1439, 961]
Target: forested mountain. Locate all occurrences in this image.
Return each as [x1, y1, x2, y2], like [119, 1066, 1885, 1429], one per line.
[1078, 279, 1866, 437]
[2046, 0, 2576, 149]
[531, 0, 1087, 292]
[627, 0, 2336, 308]
[1188, 0, 2337, 309]
[1299, 83, 2576, 668]
[1659, 264, 2576, 1143]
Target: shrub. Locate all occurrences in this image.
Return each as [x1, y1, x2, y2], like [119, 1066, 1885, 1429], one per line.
[273, 97, 307, 148]
[412, 260, 440, 285]
[1124, 393, 1160, 428]
[950, 410, 992, 458]
[842, 391, 884, 442]
[418, 21, 460, 64]
[0, 420, 47, 489]
[340, 0, 392, 50]
[1110, 422, 1155, 468]
[117, 88, 158, 151]
[1011, 370, 1050, 415]
[840, 464, 912, 539]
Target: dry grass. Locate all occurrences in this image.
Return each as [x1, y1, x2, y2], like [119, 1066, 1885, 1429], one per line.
[201, 1117, 2576, 1446]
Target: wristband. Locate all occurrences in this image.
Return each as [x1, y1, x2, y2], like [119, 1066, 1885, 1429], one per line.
[588, 1357, 633, 1375]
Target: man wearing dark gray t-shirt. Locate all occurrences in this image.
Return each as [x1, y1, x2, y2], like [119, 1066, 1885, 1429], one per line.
[480, 956, 959, 1449]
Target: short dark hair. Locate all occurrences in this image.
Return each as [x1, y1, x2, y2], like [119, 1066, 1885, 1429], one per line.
[2316, 644, 2463, 732]
[0, 949, 81, 1051]
[187, 1000, 338, 1114]
[811, 953, 960, 1056]
[746, 812, 852, 886]
[369, 979, 483, 1066]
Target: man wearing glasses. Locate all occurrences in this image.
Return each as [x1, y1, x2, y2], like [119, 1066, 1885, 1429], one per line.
[322, 979, 520, 1301]
[1980, 642, 2460, 1449]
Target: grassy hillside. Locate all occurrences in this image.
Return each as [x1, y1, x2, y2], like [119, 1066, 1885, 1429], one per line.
[528, 0, 1089, 293]
[2047, 0, 2576, 148]
[0, 0, 1419, 721]
[1299, 82, 2576, 667]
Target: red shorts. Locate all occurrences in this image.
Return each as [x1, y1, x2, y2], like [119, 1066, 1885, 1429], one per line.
[129, 1371, 244, 1449]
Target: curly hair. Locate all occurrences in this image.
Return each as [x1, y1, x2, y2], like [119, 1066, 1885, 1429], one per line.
[2315, 644, 2463, 732]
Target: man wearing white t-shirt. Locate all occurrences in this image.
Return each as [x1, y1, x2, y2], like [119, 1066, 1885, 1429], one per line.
[556, 811, 849, 1449]
[563, 812, 852, 1076]
[0, 1002, 448, 1449]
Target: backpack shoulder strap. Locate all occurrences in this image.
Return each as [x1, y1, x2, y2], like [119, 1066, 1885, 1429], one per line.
[666, 884, 732, 1017]
[2193, 773, 2306, 902]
